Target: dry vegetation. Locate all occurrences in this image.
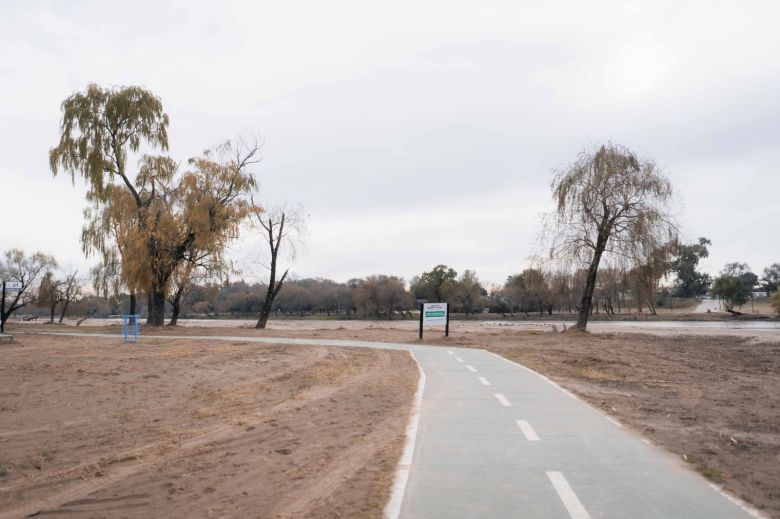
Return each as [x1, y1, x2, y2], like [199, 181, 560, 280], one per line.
[0, 333, 416, 518]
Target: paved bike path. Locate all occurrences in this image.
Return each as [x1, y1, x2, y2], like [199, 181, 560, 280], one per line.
[40, 333, 760, 518]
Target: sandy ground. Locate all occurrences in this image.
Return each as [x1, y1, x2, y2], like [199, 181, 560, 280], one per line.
[0, 333, 417, 519]
[30, 321, 776, 517]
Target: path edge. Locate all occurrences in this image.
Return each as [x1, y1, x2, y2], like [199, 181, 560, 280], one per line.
[383, 351, 426, 519]
[483, 348, 767, 519]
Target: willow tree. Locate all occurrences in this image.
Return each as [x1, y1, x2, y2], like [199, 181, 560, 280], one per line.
[50, 84, 168, 317]
[82, 189, 140, 313]
[542, 143, 677, 330]
[51, 84, 260, 325]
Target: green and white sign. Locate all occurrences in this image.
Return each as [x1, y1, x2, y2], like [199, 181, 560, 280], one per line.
[423, 302, 448, 325]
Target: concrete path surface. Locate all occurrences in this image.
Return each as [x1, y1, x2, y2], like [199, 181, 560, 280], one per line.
[39, 332, 762, 518]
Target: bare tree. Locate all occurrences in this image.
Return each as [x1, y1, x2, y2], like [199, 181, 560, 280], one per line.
[450, 270, 484, 314]
[37, 268, 82, 324]
[253, 205, 306, 329]
[1, 249, 57, 327]
[57, 270, 82, 323]
[353, 275, 412, 319]
[37, 271, 65, 323]
[541, 143, 677, 330]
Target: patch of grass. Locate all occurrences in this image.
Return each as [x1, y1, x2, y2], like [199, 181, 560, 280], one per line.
[699, 465, 725, 483]
[26, 448, 55, 470]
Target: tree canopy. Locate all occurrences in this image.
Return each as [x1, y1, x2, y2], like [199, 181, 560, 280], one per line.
[670, 237, 711, 297]
[711, 263, 756, 314]
[411, 264, 457, 302]
[762, 263, 780, 293]
[50, 84, 169, 201]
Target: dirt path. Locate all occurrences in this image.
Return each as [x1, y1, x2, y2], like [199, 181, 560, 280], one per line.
[693, 297, 722, 313]
[0, 334, 417, 518]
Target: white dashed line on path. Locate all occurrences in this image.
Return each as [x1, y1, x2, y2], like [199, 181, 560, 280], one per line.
[455, 357, 463, 362]
[466, 365, 477, 372]
[494, 393, 512, 407]
[515, 420, 540, 441]
[477, 376, 491, 386]
[547, 471, 591, 519]
[447, 350, 454, 355]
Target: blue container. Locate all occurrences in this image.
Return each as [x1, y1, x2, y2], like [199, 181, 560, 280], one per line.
[122, 314, 140, 343]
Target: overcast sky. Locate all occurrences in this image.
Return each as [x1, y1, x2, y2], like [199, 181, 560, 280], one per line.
[1, 0, 778, 287]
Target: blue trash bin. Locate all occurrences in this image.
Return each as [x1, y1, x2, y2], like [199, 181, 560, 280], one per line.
[122, 314, 140, 343]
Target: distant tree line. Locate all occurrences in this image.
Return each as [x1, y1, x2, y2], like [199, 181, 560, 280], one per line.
[2, 247, 779, 325]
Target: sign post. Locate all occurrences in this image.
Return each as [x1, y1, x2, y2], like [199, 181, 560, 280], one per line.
[418, 303, 424, 340]
[419, 302, 449, 339]
[1, 281, 22, 334]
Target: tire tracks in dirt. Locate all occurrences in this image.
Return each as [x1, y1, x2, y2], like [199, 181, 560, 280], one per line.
[0, 344, 411, 519]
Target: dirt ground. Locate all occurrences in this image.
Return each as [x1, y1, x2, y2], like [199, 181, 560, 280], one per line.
[0, 333, 417, 519]
[40, 321, 776, 517]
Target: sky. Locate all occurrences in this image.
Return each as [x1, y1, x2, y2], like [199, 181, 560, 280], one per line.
[1, 0, 778, 288]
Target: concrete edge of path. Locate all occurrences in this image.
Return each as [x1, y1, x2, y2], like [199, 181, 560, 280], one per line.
[482, 349, 768, 519]
[383, 351, 426, 519]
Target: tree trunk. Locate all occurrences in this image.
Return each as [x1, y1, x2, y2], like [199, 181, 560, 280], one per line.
[574, 232, 608, 330]
[168, 282, 185, 326]
[169, 298, 181, 325]
[147, 276, 166, 326]
[76, 306, 98, 326]
[256, 294, 274, 329]
[129, 292, 137, 315]
[647, 296, 657, 316]
[49, 302, 57, 324]
[58, 300, 70, 323]
[255, 231, 288, 329]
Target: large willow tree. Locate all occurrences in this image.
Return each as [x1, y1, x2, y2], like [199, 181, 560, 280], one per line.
[51, 84, 260, 325]
[542, 143, 677, 331]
